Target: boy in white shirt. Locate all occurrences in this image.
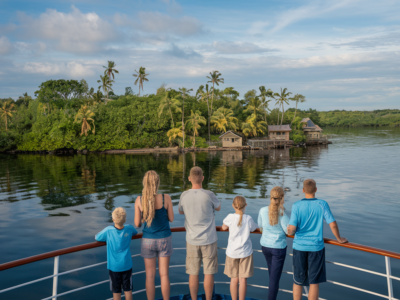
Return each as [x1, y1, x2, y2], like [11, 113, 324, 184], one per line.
[222, 196, 258, 300]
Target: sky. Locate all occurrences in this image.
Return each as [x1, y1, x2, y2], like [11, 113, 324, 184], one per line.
[0, 0, 399, 110]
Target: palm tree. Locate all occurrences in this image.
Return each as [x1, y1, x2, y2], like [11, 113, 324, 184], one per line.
[74, 105, 95, 136]
[207, 70, 224, 116]
[211, 107, 238, 133]
[167, 124, 183, 146]
[242, 114, 268, 137]
[103, 61, 119, 80]
[186, 110, 206, 148]
[0, 101, 16, 131]
[158, 89, 182, 128]
[290, 94, 306, 126]
[196, 84, 212, 143]
[179, 87, 193, 148]
[133, 67, 149, 96]
[273, 88, 292, 125]
[97, 74, 113, 104]
[259, 86, 273, 122]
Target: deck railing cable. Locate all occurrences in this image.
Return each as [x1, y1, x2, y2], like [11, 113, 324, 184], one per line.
[0, 227, 399, 300]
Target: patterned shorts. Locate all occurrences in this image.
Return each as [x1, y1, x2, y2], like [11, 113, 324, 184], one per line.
[141, 235, 173, 258]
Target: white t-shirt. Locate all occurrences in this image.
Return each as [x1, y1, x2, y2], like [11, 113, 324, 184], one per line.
[223, 213, 258, 258]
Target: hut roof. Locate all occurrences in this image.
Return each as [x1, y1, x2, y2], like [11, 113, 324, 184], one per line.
[268, 125, 292, 132]
[219, 131, 243, 139]
[301, 118, 323, 132]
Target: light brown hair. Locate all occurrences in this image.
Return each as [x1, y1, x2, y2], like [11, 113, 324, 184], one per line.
[141, 170, 160, 227]
[303, 179, 317, 194]
[112, 207, 127, 226]
[190, 166, 203, 184]
[233, 196, 247, 226]
[269, 186, 285, 226]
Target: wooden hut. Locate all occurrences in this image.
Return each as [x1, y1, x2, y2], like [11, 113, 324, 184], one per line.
[268, 125, 292, 140]
[301, 118, 323, 139]
[219, 131, 243, 148]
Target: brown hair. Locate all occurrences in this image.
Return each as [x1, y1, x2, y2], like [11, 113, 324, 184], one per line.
[112, 207, 127, 226]
[190, 166, 203, 184]
[269, 186, 285, 226]
[233, 196, 247, 226]
[303, 179, 317, 194]
[141, 170, 160, 227]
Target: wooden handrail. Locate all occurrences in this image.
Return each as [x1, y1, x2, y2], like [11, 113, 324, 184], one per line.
[1, 226, 399, 272]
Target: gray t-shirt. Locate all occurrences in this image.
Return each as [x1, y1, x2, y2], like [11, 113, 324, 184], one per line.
[178, 189, 221, 246]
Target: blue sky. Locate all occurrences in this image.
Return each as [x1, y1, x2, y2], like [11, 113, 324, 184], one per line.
[0, 0, 399, 110]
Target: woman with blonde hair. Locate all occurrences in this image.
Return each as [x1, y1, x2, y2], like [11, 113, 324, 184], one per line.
[222, 196, 258, 300]
[134, 171, 174, 300]
[257, 186, 289, 300]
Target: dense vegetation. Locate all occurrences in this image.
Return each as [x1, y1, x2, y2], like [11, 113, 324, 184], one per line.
[1, 63, 399, 152]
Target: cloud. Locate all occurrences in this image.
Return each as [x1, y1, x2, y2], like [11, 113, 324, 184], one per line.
[114, 12, 203, 36]
[159, 0, 182, 14]
[20, 61, 96, 77]
[16, 6, 118, 54]
[163, 43, 201, 59]
[248, 21, 270, 36]
[0, 36, 15, 55]
[212, 41, 278, 54]
[330, 32, 400, 49]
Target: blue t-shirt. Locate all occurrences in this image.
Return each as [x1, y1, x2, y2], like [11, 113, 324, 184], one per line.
[289, 198, 335, 252]
[258, 206, 289, 249]
[95, 224, 138, 272]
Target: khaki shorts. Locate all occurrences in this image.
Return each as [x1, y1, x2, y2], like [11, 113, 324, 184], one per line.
[186, 241, 218, 275]
[224, 254, 254, 278]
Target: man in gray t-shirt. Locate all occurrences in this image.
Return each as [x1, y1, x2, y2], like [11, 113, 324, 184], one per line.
[179, 166, 221, 300]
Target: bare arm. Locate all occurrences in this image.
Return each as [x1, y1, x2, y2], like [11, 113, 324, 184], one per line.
[287, 224, 296, 236]
[215, 204, 221, 211]
[134, 196, 142, 228]
[178, 207, 184, 215]
[329, 221, 348, 243]
[165, 194, 174, 222]
[221, 224, 229, 230]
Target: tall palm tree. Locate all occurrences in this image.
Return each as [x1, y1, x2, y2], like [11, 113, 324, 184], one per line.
[259, 86, 273, 122]
[133, 67, 149, 96]
[74, 105, 95, 136]
[290, 94, 306, 126]
[103, 61, 119, 80]
[0, 101, 16, 131]
[273, 88, 292, 125]
[97, 74, 113, 104]
[158, 89, 182, 128]
[179, 87, 193, 149]
[207, 71, 224, 117]
[196, 84, 212, 143]
[167, 124, 183, 146]
[186, 110, 206, 148]
[242, 114, 268, 137]
[211, 107, 238, 133]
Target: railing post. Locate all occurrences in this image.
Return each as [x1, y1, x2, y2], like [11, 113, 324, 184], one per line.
[385, 256, 393, 300]
[303, 286, 309, 298]
[52, 256, 59, 300]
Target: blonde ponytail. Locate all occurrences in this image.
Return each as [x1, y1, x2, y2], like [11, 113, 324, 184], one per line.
[269, 186, 285, 226]
[233, 196, 247, 226]
[141, 170, 160, 227]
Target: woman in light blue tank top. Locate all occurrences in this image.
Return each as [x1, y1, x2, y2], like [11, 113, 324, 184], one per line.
[134, 171, 174, 300]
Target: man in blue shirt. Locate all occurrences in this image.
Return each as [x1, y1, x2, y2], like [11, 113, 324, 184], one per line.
[288, 179, 347, 300]
[96, 207, 137, 300]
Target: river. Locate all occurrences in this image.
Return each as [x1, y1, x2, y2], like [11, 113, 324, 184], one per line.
[0, 127, 399, 300]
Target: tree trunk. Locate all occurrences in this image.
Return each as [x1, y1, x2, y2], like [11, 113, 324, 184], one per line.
[182, 96, 185, 149]
[138, 82, 140, 96]
[211, 82, 215, 116]
[281, 103, 285, 125]
[207, 98, 210, 144]
[291, 101, 298, 126]
[5, 115, 7, 131]
[277, 110, 280, 125]
[169, 106, 174, 128]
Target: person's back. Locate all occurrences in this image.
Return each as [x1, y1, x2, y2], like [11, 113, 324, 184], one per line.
[179, 188, 219, 245]
[178, 166, 221, 300]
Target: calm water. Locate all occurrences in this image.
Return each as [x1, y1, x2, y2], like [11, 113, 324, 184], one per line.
[0, 127, 399, 300]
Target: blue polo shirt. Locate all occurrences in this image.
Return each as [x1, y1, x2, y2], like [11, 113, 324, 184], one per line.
[95, 224, 137, 272]
[289, 198, 335, 252]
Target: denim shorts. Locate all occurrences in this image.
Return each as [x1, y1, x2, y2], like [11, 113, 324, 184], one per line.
[141, 235, 173, 258]
[292, 248, 326, 286]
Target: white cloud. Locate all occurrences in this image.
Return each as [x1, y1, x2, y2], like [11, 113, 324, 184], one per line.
[212, 41, 278, 54]
[16, 6, 118, 54]
[114, 12, 202, 36]
[248, 21, 270, 36]
[21, 61, 96, 77]
[0, 36, 14, 55]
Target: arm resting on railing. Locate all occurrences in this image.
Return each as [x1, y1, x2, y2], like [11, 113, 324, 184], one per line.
[329, 221, 348, 244]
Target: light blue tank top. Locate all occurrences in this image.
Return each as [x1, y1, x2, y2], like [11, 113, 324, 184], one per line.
[142, 194, 171, 239]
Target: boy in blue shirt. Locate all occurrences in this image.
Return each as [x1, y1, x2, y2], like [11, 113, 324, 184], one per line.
[95, 207, 137, 300]
[287, 179, 347, 300]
